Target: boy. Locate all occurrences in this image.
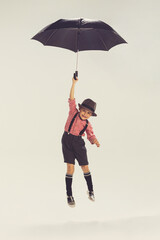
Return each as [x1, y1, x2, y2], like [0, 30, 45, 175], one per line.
[61, 76, 100, 207]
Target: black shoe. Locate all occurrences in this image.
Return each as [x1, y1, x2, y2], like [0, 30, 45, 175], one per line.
[67, 196, 75, 207]
[87, 191, 95, 201]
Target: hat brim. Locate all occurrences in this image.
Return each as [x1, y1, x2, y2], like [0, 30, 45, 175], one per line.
[78, 103, 97, 117]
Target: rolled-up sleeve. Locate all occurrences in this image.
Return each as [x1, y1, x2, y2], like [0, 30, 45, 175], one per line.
[86, 122, 96, 144]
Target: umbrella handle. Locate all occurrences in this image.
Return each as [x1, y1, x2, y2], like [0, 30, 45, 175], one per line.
[74, 51, 79, 80]
[73, 71, 78, 80]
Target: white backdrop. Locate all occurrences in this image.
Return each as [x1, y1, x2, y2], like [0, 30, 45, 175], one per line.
[0, 0, 160, 239]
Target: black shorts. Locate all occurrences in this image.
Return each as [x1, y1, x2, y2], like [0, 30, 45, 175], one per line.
[61, 131, 88, 166]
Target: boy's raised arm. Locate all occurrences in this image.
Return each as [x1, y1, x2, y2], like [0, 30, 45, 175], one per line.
[69, 77, 78, 100]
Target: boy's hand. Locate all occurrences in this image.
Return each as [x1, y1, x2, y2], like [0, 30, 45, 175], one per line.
[92, 138, 100, 147]
[72, 77, 78, 84]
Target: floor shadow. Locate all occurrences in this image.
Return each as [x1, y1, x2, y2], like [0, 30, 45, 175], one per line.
[20, 215, 160, 238]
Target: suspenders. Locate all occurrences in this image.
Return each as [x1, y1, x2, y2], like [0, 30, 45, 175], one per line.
[68, 112, 79, 133]
[68, 112, 88, 136]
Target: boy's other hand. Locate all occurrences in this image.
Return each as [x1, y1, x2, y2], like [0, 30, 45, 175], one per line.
[92, 138, 100, 147]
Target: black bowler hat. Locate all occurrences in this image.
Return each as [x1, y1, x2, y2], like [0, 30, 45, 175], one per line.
[78, 98, 97, 117]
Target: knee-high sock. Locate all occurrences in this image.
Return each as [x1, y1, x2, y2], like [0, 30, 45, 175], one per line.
[84, 172, 93, 192]
[65, 174, 73, 196]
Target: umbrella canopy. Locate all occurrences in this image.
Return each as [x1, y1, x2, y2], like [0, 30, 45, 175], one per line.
[32, 18, 127, 53]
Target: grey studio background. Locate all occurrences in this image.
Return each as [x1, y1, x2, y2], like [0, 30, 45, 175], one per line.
[0, 0, 160, 239]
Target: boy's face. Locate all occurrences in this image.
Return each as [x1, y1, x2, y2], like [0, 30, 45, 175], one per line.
[79, 107, 92, 120]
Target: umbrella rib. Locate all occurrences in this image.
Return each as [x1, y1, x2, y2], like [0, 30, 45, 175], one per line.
[96, 29, 109, 51]
[44, 29, 59, 45]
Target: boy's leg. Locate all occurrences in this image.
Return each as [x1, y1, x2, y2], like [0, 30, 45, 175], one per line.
[81, 165, 95, 201]
[81, 165, 94, 193]
[65, 163, 74, 196]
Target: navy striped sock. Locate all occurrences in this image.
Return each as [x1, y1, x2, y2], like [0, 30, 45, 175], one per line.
[84, 172, 93, 192]
[65, 174, 73, 196]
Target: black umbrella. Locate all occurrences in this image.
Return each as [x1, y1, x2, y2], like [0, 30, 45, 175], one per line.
[32, 18, 127, 79]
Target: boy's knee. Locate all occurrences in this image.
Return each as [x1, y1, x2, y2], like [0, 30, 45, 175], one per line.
[81, 165, 89, 173]
[67, 163, 74, 175]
